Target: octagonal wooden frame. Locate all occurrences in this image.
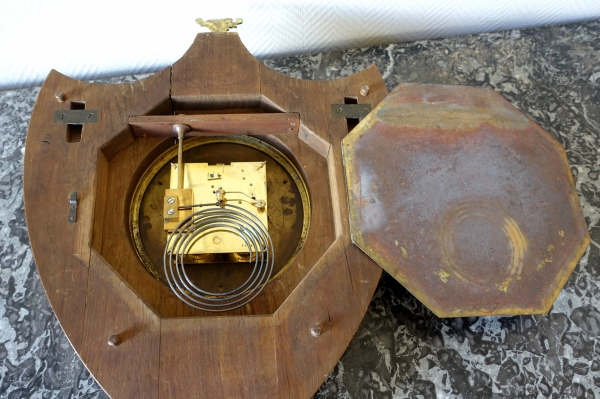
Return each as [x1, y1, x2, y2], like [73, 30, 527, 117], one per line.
[24, 33, 387, 399]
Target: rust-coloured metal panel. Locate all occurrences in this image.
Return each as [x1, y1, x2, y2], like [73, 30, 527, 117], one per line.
[343, 83, 590, 317]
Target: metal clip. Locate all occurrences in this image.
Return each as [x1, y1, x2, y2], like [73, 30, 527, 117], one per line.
[54, 109, 99, 124]
[331, 104, 372, 120]
[68, 192, 77, 223]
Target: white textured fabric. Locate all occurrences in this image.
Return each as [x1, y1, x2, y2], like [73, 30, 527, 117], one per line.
[1, 0, 599, 90]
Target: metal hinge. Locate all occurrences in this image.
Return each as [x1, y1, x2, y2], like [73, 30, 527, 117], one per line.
[54, 110, 99, 124]
[68, 192, 77, 223]
[331, 104, 372, 120]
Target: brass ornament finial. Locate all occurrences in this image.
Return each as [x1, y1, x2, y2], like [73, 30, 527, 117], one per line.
[195, 18, 243, 33]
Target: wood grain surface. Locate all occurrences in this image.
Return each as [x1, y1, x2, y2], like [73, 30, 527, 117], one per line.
[130, 112, 300, 137]
[24, 67, 171, 352]
[24, 33, 388, 399]
[171, 32, 261, 110]
[259, 58, 388, 399]
[81, 250, 161, 399]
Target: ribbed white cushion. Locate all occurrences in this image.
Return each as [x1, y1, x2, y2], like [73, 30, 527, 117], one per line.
[1, 0, 599, 90]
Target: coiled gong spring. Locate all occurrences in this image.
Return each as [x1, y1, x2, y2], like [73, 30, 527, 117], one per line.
[164, 203, 274, 312]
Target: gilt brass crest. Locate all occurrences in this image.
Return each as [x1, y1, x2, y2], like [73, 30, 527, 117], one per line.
[195, 18, 243, 32]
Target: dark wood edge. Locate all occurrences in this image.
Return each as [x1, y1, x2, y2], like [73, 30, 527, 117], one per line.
[129, 112, 300, 137]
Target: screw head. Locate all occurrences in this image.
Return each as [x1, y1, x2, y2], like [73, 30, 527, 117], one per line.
[167, 197, 175, 204]
[167, 209, 174, 215]
[310, 325, 322, 337]
[55, 92, 65, 102]
[360, 85, 370, 96]
[108, 335, 121, 346]
[336, 107, 344, 114]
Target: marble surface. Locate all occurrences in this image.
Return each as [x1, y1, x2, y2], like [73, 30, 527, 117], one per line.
[1, 20, 599, 399]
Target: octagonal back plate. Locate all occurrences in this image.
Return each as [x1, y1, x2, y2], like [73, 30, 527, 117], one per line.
[342, 83, 590, 317]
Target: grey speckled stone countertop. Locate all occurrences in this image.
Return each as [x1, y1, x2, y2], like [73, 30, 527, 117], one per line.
[1, 20, 600, 399]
